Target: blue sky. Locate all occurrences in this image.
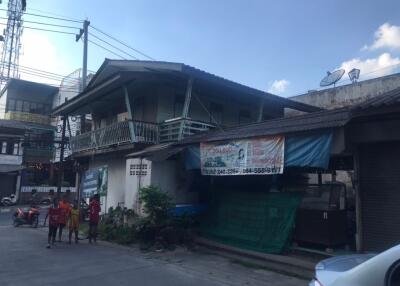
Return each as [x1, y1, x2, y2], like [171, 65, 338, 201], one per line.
[5, 0, 400, 96]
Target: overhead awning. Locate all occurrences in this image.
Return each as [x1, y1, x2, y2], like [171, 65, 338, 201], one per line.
[126, 143, 185, 161]
[0, 164, 25, 173]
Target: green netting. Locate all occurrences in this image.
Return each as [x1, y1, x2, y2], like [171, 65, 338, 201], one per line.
[200, 191, 303, 254]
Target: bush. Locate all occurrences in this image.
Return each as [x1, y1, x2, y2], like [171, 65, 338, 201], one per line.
[139, 185, 172, 226]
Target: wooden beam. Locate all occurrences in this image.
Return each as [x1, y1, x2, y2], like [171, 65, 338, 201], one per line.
[123, 85, 136, 142]
[179, 77, 194, 140]
[353, 150, 363, 252]
[182, 77, 194, 119]
[257, 98, 264, 122]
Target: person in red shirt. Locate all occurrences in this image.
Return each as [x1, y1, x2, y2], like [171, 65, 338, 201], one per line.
[47, 198, 60, 249]
[88, 194, 101, 243]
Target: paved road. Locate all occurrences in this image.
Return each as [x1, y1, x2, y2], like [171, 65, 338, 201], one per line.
[0, 210, 306, 286]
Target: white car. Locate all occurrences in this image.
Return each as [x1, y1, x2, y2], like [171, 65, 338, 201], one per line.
[310, 245, 400, 286]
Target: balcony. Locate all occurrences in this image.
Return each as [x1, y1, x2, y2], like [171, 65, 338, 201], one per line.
[0, 154, 22, 165]
[24, 147, 54, 163]
[159, 118, 215, 143]
[70, 120, 159, 153]
[70, 118, 215, 154]
[4, 111, 51, 125]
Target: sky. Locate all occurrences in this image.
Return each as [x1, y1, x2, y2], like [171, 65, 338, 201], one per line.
[3, 0, 400, 97]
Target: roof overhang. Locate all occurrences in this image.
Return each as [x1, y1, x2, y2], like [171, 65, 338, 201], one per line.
[52, 72, 135, 116]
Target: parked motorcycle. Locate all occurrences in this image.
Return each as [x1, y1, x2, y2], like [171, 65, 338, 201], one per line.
[13, 206, 40, 228]
[1, 194, 17, 206]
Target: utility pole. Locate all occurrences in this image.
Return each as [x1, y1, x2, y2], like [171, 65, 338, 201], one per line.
[74, 19, 89, 202]
[57, 116, 67, 197]
[76, 19, 90, 133]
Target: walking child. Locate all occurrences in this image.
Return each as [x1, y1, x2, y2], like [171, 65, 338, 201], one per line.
[47, 198, 60, 249]
[58, 197, 71, 242]
[88, 194, 101, 243]
[68, 199, 80, 244]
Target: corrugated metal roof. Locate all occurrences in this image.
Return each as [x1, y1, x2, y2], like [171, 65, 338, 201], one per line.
[178, 108, 351, 144]
[352, 86, 400, 110]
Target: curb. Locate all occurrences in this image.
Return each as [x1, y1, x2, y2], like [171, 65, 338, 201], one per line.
[195, 237, 315, 280]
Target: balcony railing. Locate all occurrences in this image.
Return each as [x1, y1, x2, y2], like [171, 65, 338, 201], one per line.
[70, 118, 214, 154]
[0, 154, 22, 165]
[24, 147, 54, 163]
[4, 111, 50, 125]
[70, 120, 159, 153]
[159, 118, 215, 143]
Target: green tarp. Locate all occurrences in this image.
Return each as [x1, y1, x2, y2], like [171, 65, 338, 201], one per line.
[200, 191, 302, 254]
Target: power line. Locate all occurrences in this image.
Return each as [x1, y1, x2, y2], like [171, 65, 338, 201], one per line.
[0, 16, 80, 29]
[91, 25, 155, 60]
[23, 25, 77, 35]
[0, 61, 81, 83]
[0, 8, 83, 23]
[27, 7, 82, 22]
[89, 32, 138, 60]
[88, 39, 126, 59]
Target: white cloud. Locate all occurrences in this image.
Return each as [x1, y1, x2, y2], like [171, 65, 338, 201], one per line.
[268, 79, 290, 94]
[339, 52, 400, 79]
[364, 23, 400, 50]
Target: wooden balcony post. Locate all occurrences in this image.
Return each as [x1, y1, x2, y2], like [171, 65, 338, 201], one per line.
[180, 77, 194, 140]
[123, 85, 136, 142]
[257, 97, 264, 123]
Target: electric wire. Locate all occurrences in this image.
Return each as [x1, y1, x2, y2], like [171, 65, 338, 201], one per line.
[91, 25, 155, 60]
[0, 8, 83, 23]
[88, 39, 126, 59]
[89, 32, 138, 60]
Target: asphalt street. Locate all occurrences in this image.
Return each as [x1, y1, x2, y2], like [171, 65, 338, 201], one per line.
[0, 208, 305, 286]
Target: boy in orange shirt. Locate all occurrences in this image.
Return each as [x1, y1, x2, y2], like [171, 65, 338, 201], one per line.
[58, 197, 71, 242]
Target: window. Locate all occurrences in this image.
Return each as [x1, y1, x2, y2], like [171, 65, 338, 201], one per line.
[210, 102, 223, 125]
[30, 102, 37, 113]
[13, 143, 19, 155]
[16, 100, 23, 111]
[23, 101, 30, 112]
[174, 95, 185, 118]
[1, 142, 6, 154]
[8, 99, 15, 111]
[239, 109, 251, 124]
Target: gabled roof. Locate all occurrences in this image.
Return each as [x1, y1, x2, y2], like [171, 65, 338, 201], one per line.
[53, 59, 321, 116]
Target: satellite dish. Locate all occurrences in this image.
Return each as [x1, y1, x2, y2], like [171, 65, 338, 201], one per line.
[320, 69, 345, 87]
[348, 68, 360, 83]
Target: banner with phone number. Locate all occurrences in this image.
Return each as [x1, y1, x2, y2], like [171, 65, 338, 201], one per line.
[200, 136, 285, 176]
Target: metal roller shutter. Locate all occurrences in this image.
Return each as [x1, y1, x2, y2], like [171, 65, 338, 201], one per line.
[359, 142, 400, 251]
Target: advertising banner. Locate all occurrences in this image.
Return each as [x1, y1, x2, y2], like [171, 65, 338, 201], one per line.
[81, 166, 108, 198]
[200, 136, 284, 176]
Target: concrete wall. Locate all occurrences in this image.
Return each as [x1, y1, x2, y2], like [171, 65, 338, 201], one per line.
[125, 158, 152, 213]
[289, 73, 400, 112]
[89, 156, 126, 211]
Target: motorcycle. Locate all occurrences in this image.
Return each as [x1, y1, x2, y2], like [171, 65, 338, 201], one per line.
[13, 206, 40, 228]
[1, 194, 17, 206]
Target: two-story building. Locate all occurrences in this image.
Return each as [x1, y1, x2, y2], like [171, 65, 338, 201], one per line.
[52, 60, 320, 211]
